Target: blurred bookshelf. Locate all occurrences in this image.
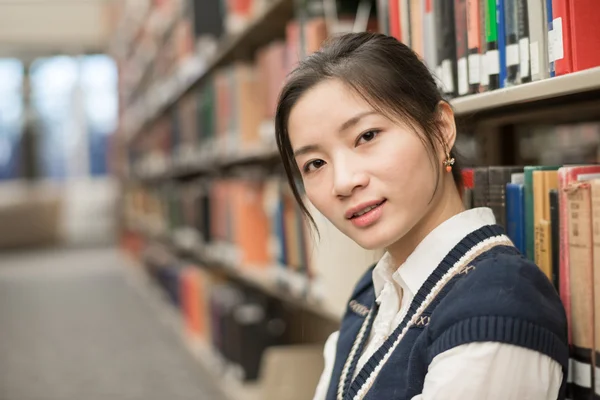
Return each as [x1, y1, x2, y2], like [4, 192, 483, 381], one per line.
[113, 0, 600, 399]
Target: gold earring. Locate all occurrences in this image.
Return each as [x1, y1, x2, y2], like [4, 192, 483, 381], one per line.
[443, 152, 455, 172]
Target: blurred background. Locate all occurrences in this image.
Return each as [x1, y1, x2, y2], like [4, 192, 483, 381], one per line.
[1, 0, 599, 399]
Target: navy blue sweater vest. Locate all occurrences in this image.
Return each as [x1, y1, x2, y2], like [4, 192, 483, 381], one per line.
[325, 225, 569, 400]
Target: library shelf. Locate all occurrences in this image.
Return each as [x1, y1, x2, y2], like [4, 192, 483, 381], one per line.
[451, 66, 600, 118]
[134, 141, 280, 182]
[122, 251, 260, 400]
[136, 226, 343, 323]
[123, 0, 294, 144]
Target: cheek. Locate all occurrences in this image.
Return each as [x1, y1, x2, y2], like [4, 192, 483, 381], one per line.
[304, 179, 333, 217]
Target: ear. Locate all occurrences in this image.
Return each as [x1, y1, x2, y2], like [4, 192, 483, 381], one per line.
[436, 101, 457, 154]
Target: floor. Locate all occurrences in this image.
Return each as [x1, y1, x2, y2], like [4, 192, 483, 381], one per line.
[0, 247, 226, 400]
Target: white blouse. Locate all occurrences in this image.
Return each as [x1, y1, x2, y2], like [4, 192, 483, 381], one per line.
[313, 208, 563, 400]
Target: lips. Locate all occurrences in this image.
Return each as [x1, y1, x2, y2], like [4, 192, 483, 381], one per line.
[345, 199, 386, 219]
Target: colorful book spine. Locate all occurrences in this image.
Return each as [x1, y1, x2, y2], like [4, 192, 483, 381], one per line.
[496, 0, 507, 88]
[506, 182, 526, 254]
[485, 0, 500, 89]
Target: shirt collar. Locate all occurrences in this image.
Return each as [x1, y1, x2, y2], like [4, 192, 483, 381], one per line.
[372, 207, 496, 299]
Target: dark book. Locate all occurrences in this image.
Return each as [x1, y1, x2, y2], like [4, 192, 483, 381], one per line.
[504, 0, 520, 86]
[435, 0, 458, 98]
[473, 167, 490, 208]
[506, 183, 525, 254]
[488, 166, 523, 228]
[549, 189, 559, 291]
[516, 0, 531, 83]
[191, 0, 225, 39]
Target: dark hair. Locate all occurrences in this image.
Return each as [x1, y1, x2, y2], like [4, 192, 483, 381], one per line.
[275, 32, 462, 229]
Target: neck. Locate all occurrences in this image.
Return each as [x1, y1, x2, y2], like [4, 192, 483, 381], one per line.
[386, 175, 465, 267]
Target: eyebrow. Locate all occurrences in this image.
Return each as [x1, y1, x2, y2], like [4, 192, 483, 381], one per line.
[292, 111, 377, 158]
[338, 111, 377, 133]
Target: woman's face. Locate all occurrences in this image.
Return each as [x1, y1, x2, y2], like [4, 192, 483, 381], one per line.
[288, 79, 442, 250]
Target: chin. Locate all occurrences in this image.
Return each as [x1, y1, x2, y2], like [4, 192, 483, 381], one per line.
[350, 229, 396, 250]
[349, 221, 411, 251]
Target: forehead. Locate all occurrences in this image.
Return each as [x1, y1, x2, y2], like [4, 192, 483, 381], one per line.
[288, 79, 373, 145]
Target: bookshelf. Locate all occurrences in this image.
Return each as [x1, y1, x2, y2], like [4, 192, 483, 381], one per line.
[114, 0, 600, 399]
[140, 226, 343, 322]
[122, 0, 294, 144]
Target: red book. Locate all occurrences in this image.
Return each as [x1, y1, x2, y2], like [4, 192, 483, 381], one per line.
[389, 0, 401, 41]
[551, 0, 573, 76]
[558, 166, 600, 346]
[569, 0, 600, 72]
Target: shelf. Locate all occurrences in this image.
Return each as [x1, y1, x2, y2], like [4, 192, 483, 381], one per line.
[123, 0, 294, 144]
[134, 140, 280, 182]
[451, 66, 600, 119]
[136, 226, 342, 323]
[122, 251, 260, 400]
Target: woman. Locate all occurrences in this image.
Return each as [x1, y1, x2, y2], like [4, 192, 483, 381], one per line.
[274, 32, 568, 400]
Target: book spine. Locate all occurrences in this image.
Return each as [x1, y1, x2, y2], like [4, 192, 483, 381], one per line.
[590, 180, 600, 397]
[435, 0, 458, 97]
[485, 0, 500, 89]
[467, 0, 482, 93]
[551, 0, 573, 76]
[517, 0, 531, 83]
[410, 0, 424, 58]
[504, 0, 520, 86]
[566, 183, 595, 399]
[549, 189, 560, 291]
[506, 183, 526, 254]
[401, 0, 412, 47]
[569, 0, 600, 72]
[389, 0, 402, 41]
[546, 0, 555, 77]
[496, 0, 507, 88]
[455, 0, 470, 96]
[423, 0, 438, 72]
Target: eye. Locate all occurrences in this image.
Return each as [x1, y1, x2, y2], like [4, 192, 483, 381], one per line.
[303, 159, 326, 173]
[356, 129, 381, 146]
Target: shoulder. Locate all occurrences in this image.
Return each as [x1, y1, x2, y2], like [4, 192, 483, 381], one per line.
[427, 246, 569, 367]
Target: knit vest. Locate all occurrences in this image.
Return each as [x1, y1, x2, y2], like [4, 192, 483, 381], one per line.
[325, 225, 569, 400]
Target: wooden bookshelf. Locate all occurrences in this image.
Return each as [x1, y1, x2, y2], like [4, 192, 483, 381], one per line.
[123, 0, 294, 144]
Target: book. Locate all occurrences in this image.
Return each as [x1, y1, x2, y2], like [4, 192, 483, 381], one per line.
[389, 0, 402, 41]
[590, 180, 600, 398]
[526, 0, 549, 81]
[506, 182, 526, 254]
[496, 0, 508, 88]
[524, 166, 559, 262]
[568, 0, 600, 73]
[467, 0, 483, 93]
[435, 0, 458, 97]
[410, 0, 424, 58]
[504, 0, 520, 86]
[565, 182, 595, 399]
[532, 169, 558, 282]
[455, 0, 470, 96]
[551, 0, 573, 76]
[423, 0, 438, 72]
[516, 0, 531, 83]
[546, 0, 555, 77]
[484, 0, 500, 89]
[549, 189, 559, 291]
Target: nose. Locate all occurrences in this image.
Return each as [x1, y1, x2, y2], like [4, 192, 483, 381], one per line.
[331, 157, 369, 198]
